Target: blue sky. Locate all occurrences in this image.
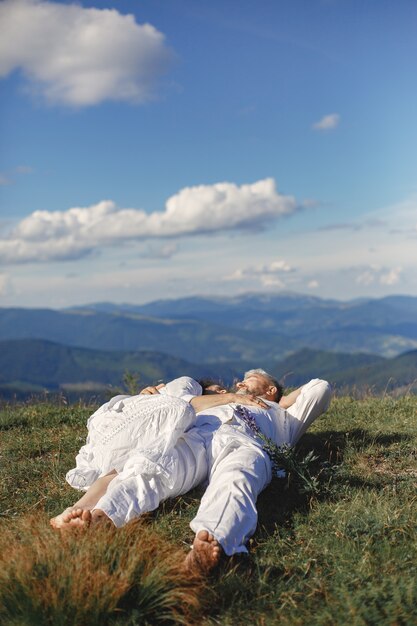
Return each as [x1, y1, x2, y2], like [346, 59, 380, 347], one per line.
[1, 0, 416, 308]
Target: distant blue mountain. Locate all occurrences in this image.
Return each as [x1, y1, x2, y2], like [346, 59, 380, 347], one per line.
[69, 292, 417, 358]
[1, 293, 417, 368]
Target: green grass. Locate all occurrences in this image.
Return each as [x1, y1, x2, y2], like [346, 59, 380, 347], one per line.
[0, 395, 416, 625]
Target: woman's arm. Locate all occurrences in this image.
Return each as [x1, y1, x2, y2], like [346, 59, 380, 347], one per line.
[191, 392, 268, 412]
[139, 383, 166, 394]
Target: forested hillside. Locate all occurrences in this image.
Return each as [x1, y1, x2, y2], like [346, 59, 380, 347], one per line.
[1, 339, 416, 400]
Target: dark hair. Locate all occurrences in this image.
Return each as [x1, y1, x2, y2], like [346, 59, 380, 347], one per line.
[198, 378, 227, 393]
[274, 382, 284, 403]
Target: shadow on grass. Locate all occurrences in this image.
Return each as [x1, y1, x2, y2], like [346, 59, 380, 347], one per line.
[151, 487, 204, 519]
[300, 428, 412, 456]
[0, 414, 30, 430]
[256, 427, 414, 537]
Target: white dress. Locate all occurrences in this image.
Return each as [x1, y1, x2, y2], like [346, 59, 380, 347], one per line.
[66, 377, 202, 491]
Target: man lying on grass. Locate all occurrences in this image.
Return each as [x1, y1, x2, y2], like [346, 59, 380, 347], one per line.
[51, 370, 331, 575]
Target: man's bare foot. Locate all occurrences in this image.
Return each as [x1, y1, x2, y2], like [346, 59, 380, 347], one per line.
[184, 530, 223, 576]
[50, 507, 92, 530]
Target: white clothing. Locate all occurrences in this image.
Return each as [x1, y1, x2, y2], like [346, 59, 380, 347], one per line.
[66, 377, 202, 491]
[94, 379, 331, 555]
[189, 378, 331, 554]
[160, 377, 202, 403]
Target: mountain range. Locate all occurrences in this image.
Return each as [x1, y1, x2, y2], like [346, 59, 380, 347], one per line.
[1, 291, 417, 399]
[1, 292, 417, 362]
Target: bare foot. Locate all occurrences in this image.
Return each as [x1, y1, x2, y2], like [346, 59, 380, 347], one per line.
[184, 530, 223, 575]
[50, 507, 92, 530]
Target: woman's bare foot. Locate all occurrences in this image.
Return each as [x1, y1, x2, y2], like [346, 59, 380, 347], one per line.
[50, 507, 92, 530]
[184, 530, 223, 575]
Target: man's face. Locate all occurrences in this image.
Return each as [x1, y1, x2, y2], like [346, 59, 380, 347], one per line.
[235, 374, 270, 397]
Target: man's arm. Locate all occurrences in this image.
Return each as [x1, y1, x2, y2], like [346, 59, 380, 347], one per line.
[191, 392, 268, 412]
[279, 386, 303, 409]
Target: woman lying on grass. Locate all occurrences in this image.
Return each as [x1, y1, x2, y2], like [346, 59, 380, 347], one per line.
[50, 376, 236, 530]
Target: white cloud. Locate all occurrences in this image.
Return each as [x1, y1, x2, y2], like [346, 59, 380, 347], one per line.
[312, 113, 340, 131]
[226, 258, 295, 287]
[380, 267, 402, 286]
[260, 275, 286, 288]
[355, 265, 402, 287]
[308, 280, 319, 289]
[0, 0, 174, 107]
[0, 174, 11, 186]
[0, 178, 299, 264]
[356, 270, 375, 286]
[267, 260, 294, 273]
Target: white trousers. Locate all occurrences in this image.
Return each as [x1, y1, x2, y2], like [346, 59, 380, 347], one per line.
[96, 379, 331, 555]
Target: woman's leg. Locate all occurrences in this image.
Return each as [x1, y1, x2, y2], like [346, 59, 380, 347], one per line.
[92, 430, 208, 528]
[50, 470, 117, 529]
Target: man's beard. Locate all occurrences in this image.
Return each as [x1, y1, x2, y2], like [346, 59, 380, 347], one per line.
[232, 382, 266, 396]
[233, 386, 254, 396]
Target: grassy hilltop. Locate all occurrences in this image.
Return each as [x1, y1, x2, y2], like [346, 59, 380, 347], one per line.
[0, 395, 416, 625]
